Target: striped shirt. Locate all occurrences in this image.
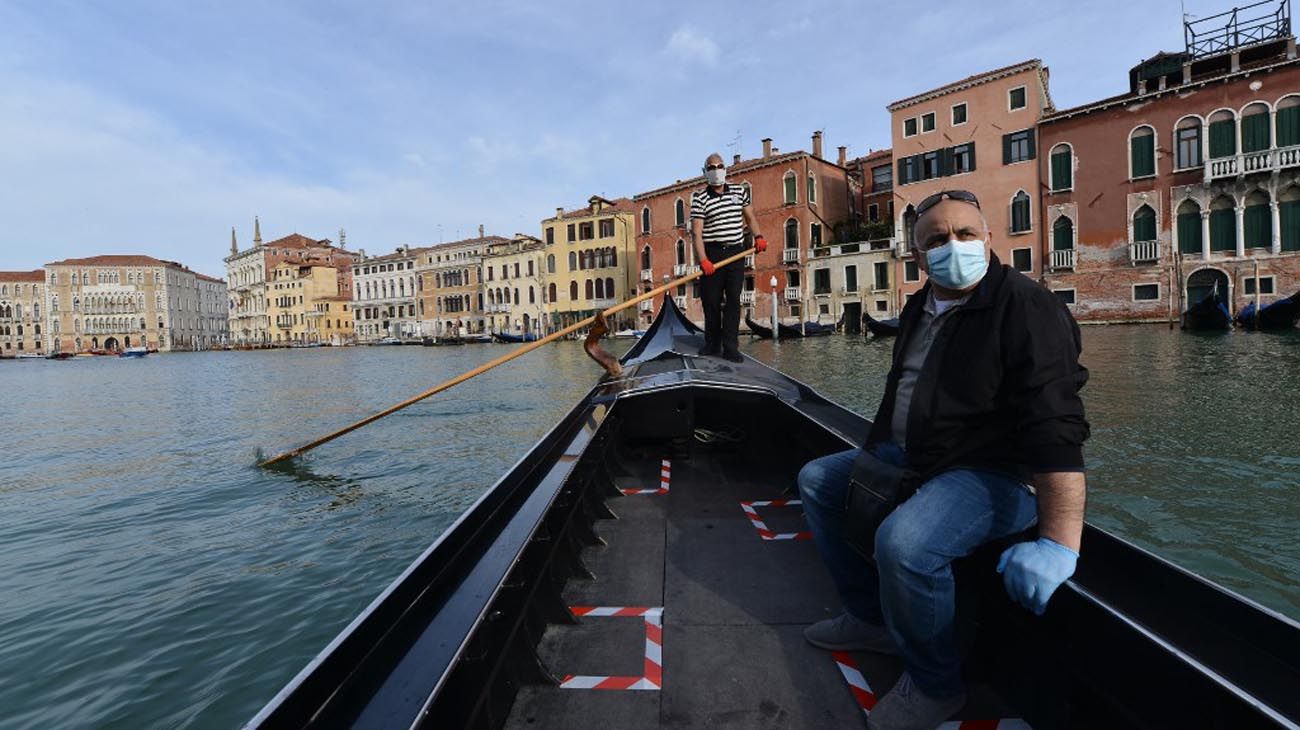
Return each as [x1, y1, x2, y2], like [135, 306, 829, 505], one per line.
[690, 183, 751, 247]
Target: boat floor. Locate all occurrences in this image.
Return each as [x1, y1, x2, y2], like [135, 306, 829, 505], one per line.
[505, 449, 1019, 729]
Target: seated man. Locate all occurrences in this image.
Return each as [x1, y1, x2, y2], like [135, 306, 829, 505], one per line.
[797, 190, 1090, 730]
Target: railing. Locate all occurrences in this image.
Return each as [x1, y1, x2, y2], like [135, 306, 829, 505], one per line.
[592, 298, 616, 309]
[640, 268, 653, 282]
[672, 263, 688, 276]
[1129, 240, 1161, 265]
[744, 254, 755, 268]
[783, 288, 801, 302]
[782, 248, 800, 264]
[638, 300, 653, 312]
[1185, 0, 1290, 59]
[739, 290, 755, 305]
[1206, 144, 1300, 181]
[895, 241, 913, 258]
[674, 295, 688, 309]
[1050, 249, 1077, 271]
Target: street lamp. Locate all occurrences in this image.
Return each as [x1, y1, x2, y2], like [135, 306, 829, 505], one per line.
[769, 275, 779, 338]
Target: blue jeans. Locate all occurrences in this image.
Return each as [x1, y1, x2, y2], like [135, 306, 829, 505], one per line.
[797, 443, 1038, 697]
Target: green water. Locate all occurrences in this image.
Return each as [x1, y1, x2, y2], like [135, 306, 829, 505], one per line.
[0, 327, 1296, 728]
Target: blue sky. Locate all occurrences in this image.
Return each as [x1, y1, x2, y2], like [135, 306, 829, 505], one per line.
[0, 0, 1238, 278]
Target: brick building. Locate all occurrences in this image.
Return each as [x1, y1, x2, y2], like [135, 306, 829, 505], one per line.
[889, 60, 1054, 305]
[849, 148, 895, 233]
[1038, 17, 1300, 322]
[631, 132, 854, 327]
[0, 271, 47, 357]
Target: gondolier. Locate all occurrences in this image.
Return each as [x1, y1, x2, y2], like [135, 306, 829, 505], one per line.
[691, 153, 765, 362]
[797, 190, 1091, 730]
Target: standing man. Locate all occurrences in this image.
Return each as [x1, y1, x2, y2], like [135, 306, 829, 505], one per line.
[796, 191, 1090, 730]
[691, 152, 766, 362]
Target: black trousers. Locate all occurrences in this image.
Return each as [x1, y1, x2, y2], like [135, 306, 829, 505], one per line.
[700, 242, 745, 354]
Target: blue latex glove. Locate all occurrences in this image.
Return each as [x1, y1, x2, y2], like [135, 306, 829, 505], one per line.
[996, 537, 1078, 615]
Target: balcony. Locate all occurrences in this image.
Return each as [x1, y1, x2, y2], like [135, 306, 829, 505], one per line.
[782, 249, 800, 264]
[1128, 240, 1161, 265]
[592, 298, 616, 309]
[638, 299, 653, 312]
[674, 295, 688, 310]
[740, 290, 755, 305]
[672, 263, 688, 276]
[1206, 144, 1300, 181]
[1050, 249, 1076, 271]
[640, 268, 653, 282]
[895, 241, 913, 258]
[783, 288, 801, 302]
[744, 254, 755, 268]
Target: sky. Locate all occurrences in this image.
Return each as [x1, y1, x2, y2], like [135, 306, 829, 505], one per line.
[0, 0, 1247, 278]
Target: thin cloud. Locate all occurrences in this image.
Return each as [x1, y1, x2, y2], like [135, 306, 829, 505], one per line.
[664, 26, 720, 67]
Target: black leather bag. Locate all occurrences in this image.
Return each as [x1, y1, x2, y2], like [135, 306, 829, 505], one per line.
[844, 448, 918, 561]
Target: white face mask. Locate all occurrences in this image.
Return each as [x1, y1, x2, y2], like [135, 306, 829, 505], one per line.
[705, 167, 726, 186]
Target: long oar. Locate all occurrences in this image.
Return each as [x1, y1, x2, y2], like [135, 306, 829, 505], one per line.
[258, 245, 757, 467]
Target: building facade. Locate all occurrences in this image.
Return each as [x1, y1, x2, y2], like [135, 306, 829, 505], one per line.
[225, 220, 355, 346]
[805, 239, 899, 332]
[1038, 29, 1300, 322]
[0, 271, 46, 357]
[541, 196, 637, 330]
[268, 263, 355, 345]
[44, 255, 226, 353]
[632, 132, 854, 327]
[889, 60, 1054, 304]
[351, 245, 429, 342]
[417, 233, 503, 338]
[482, 235, 549, 334]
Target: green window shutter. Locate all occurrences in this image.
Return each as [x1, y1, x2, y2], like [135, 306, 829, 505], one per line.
[968, 142, 976, 172]
[1209, 209, 1236, 251]
[1051, 150, 1072, 190]
[939, 147, 953, 177]
[1130, 133, 1155, 177]
[1281, 200, 1300, 251]
[1002, 134, 1012, 164]
[1052, 218, 1074, 250]
[1177, 212, 1203, 254]
[1241, 113, 1271, 153]
[1133, 208, 1156, 241]
[1244, 204, 1271, 248]
[1208, 120, 1236, 159]
[784, 175, 796, 203]
[1277, 107, 1300, 147]
[1026, 128, 1037, 160]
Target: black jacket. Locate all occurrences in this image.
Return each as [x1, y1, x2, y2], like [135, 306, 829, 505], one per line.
[866, 254, 1090, 483]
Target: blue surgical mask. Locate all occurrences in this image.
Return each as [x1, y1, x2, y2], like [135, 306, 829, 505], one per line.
[925, 239, 988, 290]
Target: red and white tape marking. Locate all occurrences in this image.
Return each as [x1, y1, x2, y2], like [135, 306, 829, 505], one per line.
[740, 499, 812, 540]
[831, 651, 1031, 729]
[559, 606, 663, 691]
[620, 459, 671, 496]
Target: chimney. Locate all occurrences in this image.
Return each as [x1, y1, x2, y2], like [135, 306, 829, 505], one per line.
[479, 224, 485, 239]
[762, 138, 772, 158]
[253, 216, 262, 247]
[812, 131, 823, 160]
[733, 153, 741, 165]
[837, 146, 847, 167]
[556, 207, 564, 220]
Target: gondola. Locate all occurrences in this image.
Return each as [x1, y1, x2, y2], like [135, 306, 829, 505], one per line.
[492, 331, 539, 343]
[744, 313, 774, 339]
[249, 296, 1300, 730]
[1236, 292, 1300, 331]
[777, 320, 835, 338]
[1182, 286, 1232, 331]
[864, 310, 901, 338]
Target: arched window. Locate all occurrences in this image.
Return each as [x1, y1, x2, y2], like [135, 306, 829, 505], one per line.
[1129, 126, 1156, 178]
[675, 239, 686, 265]
[902, 204, 917, 249]
[605, 277, 615, 299]
[1244, 190, 1272, 249]
[1052, 216, 1075, 251]
[568, 251, 577, 271]
[1208, 110, 1237, 159]
[609, 247, 617, 267]
[549, 283, 557, 302]
[513, 288, 520, 305]
[570, 281, 579, 301]
[808, 173, 817, 204]
[1280, 185, 1300, 251]
[1209, 195, 1236, 252]
[783, 171, 797, 204]
[1132, 205, 1156, 242]
[1177, 200, 1203, 254]
[1049, 143, 1073, 191]
[595, 278, 605, 298]
[1010, 191, 1032, 233]
[675, 198, 685, 227]
[1278, 95, 1300, 147]
[642, 206, 651, 234]
[1174, 117, 1203, 169]
[585, 279, 594, 300]
[547, 254, 556, 274]
[784, 218, 799, 249]
[73, 297, 80, 312]
[1241, 102, 1271, 153]
[641, 246, 651, 269]
[529, 286, 536, 304]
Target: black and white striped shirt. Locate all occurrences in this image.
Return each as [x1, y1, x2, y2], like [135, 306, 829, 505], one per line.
[690, 183, 751, 247]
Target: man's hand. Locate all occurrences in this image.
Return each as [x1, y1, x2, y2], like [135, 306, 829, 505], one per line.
[754, 236, 767, 254]
[996, 537, 1077, 615]
[700, 259, 715, 276]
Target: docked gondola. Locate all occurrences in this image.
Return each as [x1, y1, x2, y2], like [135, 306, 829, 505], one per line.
[1236, 292, 1300, 331]
[492, 331, 540, 343]
[744, 313, 775, 339]
[777, 320, 835, 338]
[249, 296, 1300, 730]
[1182, 286, 1233, 331]
[864, 310, 901, 338]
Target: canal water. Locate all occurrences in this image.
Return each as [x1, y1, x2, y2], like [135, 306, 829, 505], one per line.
[0, 327, 1296, 729]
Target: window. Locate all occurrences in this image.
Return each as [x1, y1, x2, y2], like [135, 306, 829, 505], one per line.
[579, 222, 595, 240]
[1133, 205, 1157, 242]
[1208, 110, 1236, 159]
[1012, 248, 1032, 272]
[549, 283, 557, 302]
[1210, 196, 1236, 251]
[1053, 216, 1075, 250]
[1010, 191, 1032, 233]
[1130, 126, 1156, 178]
[922, 151, 940, 179]
[1282, 185, 1300, 251]
[545, 227, 554, 245]
[594, 278, 604, 298]
[810, 223, 822, 247]
[1177, 200, 1204, 254]
[952, 103, 968, 126]
[1054, 289, 1076, 305]
[1241, 103, 1271, 153]
[949, 143, 975, 175]
[868, 203, 879, 222]
[1134, 284, 1160, 301]
[1050, 144, 1072, 191]
[808, 173, 817, 204]
[1243, 276, 1276, 295]
[904, 117, 918, 137]
[547, 254, 556, 274]
[813, 268, 831, 294]
[898, 156, 918, 185]
[567, 223, 576, 242]
[784, 219, 799, 249]
[904, 259, 920, 282]
[871, 165, 892, 193]
[642, 207, 651, 233]
[921, 112, 935, 132]
[641, 246, 651, 269]
[568, 251, 577, 271]
[1244, 191, 1272, 249]
[1175, 118, 1203, 169]
[1279, 96, 1300, 147]
[784, 172, 797, 204]
[569, 281, 578, 301]
[599, 218, 615, 237]
[675, 239, 686, 265]
[845, 265, 858, 291]
[1004, 129, 1035, 164]
[675, 199, 685, 227]
[1009, 86, 1026, 110]
[873, 261, 889, 290]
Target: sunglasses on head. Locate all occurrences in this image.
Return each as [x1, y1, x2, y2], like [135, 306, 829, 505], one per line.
[915, 190, 981, 217]
[704, 163, 725, 171]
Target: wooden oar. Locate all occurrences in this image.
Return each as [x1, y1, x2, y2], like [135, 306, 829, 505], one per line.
[258, 246, 757, 467]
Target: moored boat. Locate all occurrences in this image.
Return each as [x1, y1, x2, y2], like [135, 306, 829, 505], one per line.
[118, 347, 148, 358]
[1237, 292, 1300, 331]
[249, 296, 1300, 730]
[1182, 286, 1232, 331]
[744, 313, 774, 339]
[864, 310, 901, 338]
[492, 331, 539, 343]
[45, 352, 75, 360]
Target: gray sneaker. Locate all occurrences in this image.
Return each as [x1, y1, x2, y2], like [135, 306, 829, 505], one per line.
[866, 672, 965, 730]
[803, 612, 899, 654]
